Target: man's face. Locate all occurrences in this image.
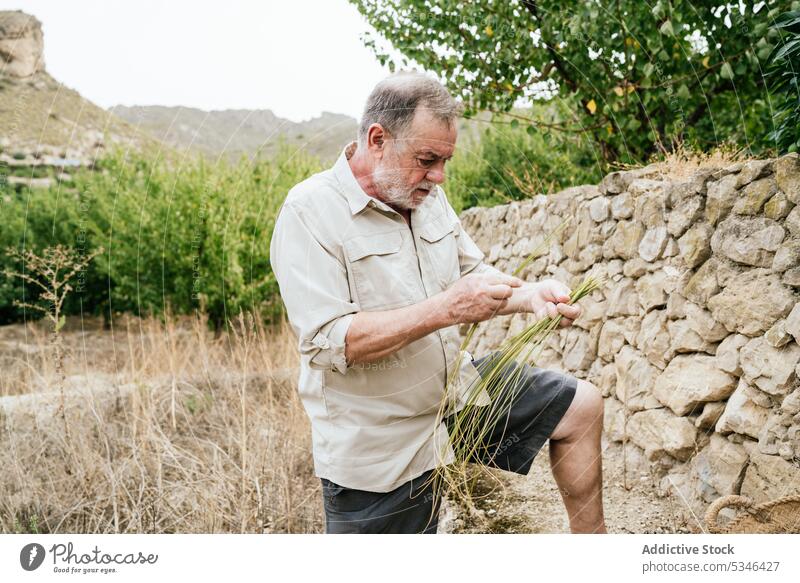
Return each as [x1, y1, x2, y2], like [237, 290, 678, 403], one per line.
[373, 108, 457, 210]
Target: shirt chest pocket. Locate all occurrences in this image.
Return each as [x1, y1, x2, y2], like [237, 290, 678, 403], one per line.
[343, 231, 418, 311]
[419, 217, 461, 290]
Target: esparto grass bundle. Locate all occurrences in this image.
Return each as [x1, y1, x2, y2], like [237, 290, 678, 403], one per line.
[420, 218, 606, 524]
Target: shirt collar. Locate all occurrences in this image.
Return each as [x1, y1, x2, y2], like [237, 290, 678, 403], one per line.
[332, 141, 439, 216]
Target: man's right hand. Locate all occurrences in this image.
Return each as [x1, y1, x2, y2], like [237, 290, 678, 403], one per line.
[443, 273, 524, 325]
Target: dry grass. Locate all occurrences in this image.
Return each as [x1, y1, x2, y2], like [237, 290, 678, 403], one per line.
[0, 312, 322, 534]
[643, 141, 751, 180]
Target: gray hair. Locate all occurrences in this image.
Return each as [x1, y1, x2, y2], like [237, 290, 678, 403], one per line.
[357, 71, 463, 150]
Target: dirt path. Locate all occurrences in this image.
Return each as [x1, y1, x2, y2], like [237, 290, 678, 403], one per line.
[440, 439, 701, 534]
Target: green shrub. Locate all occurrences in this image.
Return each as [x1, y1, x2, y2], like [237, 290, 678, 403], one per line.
[445, 118, 602, 214]
[0, 144, 322, 328]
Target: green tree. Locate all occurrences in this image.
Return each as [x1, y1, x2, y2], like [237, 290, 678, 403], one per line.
[767, 9, 800, 152]
[351, 0, 794, 169]
[446, 111, 602, 213]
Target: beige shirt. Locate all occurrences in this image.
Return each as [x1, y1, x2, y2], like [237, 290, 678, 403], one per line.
[270, 141, 495, 492]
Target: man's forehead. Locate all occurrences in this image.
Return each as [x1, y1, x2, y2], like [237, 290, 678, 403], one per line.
[404, 130, 457, 157]
[402, 110, 457, 155]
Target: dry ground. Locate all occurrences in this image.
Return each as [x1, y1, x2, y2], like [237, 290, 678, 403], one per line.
[1, 316, 692, 534]
[440, 439, 697, 534]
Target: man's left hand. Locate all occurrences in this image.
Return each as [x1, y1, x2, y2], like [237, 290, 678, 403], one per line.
[522, 279, 582, 328]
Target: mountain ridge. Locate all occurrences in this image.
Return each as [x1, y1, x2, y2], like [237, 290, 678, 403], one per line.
[109, 105, 358, 164]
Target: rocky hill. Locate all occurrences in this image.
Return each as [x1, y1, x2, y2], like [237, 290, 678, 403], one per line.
[0, 10, 159, 190]
[0, 9, 360, 178]
[109, 105, 358, 164]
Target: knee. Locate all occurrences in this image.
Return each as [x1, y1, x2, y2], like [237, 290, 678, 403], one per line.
[551, 379, 604, 441]
[575, 379, 604, 427]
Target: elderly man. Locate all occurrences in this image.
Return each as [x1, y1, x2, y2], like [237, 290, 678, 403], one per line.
[270, 71, 606, 534]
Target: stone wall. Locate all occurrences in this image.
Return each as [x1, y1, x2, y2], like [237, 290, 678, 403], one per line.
[459, 154, 800, 517]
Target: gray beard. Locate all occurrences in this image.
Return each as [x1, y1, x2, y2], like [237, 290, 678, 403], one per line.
[373, 164, 432, 210]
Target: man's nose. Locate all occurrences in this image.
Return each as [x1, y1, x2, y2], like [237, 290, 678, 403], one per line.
[426, 162, 446, 184]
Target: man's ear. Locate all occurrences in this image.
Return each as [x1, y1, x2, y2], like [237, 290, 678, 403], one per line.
[367, 124, 386, 158]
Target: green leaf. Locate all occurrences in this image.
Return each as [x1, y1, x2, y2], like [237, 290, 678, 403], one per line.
[771, 38, 800, 62]
[677, 84, 690, 100]
[510, 118, 520, 129]
[720, 62, 735, 79]
[643, 62, 655, 78]
[55, 314, 66, 332]
[659, 20, 674, 36]
[526, 124, 537, 136]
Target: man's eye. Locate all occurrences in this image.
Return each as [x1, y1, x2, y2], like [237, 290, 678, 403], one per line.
[417, 158, 435, 166]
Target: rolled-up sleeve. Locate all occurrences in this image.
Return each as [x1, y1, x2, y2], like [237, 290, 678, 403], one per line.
[269, 203, 358, 374]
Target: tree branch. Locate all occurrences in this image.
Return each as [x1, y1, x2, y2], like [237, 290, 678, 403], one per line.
[520, 1, 579, 92]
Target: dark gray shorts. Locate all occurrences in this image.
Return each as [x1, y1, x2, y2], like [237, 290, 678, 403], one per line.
[320, 351, 578, 534]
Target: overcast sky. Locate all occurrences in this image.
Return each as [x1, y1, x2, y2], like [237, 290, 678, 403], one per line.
[0, 0, 398, 122]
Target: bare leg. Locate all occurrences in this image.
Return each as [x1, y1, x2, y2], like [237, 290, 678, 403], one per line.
[548, 379, 607, 533]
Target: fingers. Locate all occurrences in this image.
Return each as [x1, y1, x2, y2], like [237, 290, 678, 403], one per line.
[488, 274, 524, 288]
[535, 301, 558, 319]
[487, 283, 515, 300]
[556, 303, 581, 327]
[535, 301, 581, 325]
[557, 302, 581, 320]
[492, 298, 509, 315]
[543, 279, 572, 303]
[556, 287, 571, 303]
